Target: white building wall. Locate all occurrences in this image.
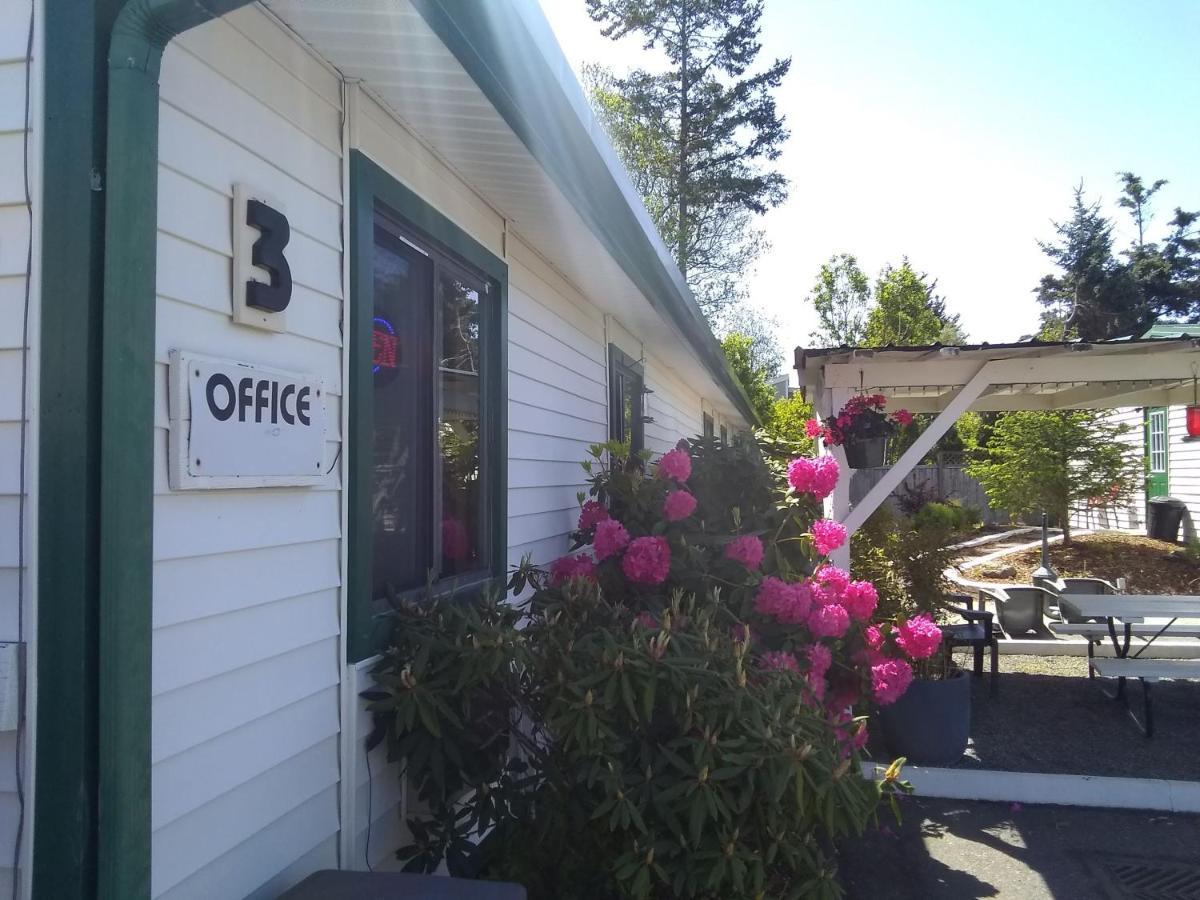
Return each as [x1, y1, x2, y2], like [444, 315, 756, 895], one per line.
[133, 6, 734, 893]
[150, 11, 343, 898]
[0, 0, 35, 892]
[1071, 405, 1200, 542]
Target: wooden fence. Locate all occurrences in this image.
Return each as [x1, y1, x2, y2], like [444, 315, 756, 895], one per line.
[849, 455, 1008, 525]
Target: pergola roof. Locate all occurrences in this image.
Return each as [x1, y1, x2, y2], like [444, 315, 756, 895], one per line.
[795, 335, 1200, 553]
[795, 337, 1200, 413]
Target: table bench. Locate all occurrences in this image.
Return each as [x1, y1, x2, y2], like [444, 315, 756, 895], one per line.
[1055, 594, 1200, 737]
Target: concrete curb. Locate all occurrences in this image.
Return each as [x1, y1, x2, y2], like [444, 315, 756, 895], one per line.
[862, 763, 1200, 813]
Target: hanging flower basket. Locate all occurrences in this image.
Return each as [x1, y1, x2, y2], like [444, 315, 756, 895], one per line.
[843, 436, 888, 468]
[815, 394, 913, 469]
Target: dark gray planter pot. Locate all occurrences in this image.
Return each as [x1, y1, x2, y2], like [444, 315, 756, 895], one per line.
[844, 437, 887, 468]
[878, 669, 970, 766]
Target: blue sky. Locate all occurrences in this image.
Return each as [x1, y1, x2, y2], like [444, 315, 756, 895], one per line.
[538, 0, 1200, 359]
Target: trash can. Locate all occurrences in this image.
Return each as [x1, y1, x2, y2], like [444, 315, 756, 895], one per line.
[1147, 497, 1187, 542]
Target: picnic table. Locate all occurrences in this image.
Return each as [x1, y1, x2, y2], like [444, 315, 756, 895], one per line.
[1050, 594, 1200, 737]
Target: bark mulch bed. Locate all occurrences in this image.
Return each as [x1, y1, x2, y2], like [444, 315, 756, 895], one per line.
[966, 531, 1200, 594]
[867, 654, 1200, 782]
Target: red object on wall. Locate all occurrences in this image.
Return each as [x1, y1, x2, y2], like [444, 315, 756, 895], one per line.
[1187, 405, 1200, 437]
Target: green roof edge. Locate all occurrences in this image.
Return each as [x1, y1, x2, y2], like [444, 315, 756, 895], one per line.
[408, 0, 760, 426]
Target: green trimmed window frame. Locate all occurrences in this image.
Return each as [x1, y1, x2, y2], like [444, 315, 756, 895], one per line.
[347, 150, 508, 663]
[608, 343, 645, 453]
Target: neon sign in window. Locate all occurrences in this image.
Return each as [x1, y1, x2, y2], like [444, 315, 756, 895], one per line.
[372, 316, 398, 374]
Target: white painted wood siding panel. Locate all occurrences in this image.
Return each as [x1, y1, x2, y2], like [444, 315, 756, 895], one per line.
[0, 4, 33, 886]
[151, 12, 344, 898]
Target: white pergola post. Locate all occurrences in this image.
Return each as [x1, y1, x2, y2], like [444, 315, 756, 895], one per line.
[819, 387, 854, 569]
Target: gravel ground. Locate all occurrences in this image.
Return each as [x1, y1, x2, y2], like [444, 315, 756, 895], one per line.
[867, 654, 1200, 781]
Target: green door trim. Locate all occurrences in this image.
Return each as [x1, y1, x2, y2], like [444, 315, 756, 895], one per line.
[37, 2, 253, 897]
[1145, 406, 1169, 501]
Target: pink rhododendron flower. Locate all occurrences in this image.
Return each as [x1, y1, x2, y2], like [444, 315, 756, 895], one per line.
[805, 418, 822, 438]
[777, 582, 815, 625]
[593, 518, 630, 561]
[754, 577, 813, 625]
[872, 658, 914, 705]
[621, 536, 671, 584]
[865, 624, 883, 650]
[725, 534, 765, 570]
[753, 577, 792, 618]
[807, 643, 833, 679]
[578, 500, 609, 530]
[787, 457, 817, 494]
[809, 602, 850, 639]
[662, 489, 697, 522]
[549, 554, 596, 586]
[760, 651, 800, 673]
[811, 519, 848, 556]
[896, 614, 943, 660]
[656, 448, 692, 482]
[842, 580, 879, 622]
[811, 455, 840, 499]
[892, 409, 914, 426]
[636, 611, 659, 630]
[815, 564, 851, 596]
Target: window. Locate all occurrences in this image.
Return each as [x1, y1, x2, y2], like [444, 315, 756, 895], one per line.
[349, 152, 507, 662]
[609, 344, 645, 452]
[720, 424, 728, 445]
[703, 412, 714, 440]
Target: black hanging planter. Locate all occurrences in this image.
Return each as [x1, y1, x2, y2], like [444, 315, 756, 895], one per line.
[843, 436, 887, 469]
[878, 668, 970, 766]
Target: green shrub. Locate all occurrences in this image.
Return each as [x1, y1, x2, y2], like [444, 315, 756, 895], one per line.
[911, 500, 981, 536]
[852, 507, 956, 621]
[367, 440, 912, 899]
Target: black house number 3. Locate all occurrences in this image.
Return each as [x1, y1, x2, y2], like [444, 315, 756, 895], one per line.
[246, 198, 293, 313]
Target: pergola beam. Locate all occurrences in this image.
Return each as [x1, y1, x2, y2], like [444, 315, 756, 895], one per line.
[840, 363, 995, 537]
[818, 348, 1200, 391]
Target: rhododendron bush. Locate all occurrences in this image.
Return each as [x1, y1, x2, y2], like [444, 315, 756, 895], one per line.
[367, 439, 934, 900]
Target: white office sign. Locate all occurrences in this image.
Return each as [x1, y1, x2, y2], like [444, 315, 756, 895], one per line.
[169, 350, 328, 489]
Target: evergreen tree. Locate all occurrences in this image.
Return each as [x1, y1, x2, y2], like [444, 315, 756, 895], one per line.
[864, 260, 960, 346]
[585, 0, 790, 323]
[807, 253, 871, 347]
[1035, 176, 1200, 340]
[966, 410, 1138, 544]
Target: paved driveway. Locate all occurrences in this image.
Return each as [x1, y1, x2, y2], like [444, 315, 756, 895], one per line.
[840, 797, 1200, 899]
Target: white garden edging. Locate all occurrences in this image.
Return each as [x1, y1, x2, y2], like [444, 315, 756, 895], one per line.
[862, 763, 1200, 813]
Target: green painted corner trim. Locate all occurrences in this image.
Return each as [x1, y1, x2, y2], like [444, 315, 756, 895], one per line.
[34, 2, 126, 896]
[96, 2, 253, 898]
[347, 150, 509, 663]
[407, 0, 758, 426]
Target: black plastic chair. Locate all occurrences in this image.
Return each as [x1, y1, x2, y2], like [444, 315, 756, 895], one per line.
[1045, 576, 1116, 623]
[941, 592, 999, 695]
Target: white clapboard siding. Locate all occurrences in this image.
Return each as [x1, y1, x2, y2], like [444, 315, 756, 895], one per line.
[1071, 407, 1147, 534]
[0, 0, 33, 889]
[150, 10, 344, 898]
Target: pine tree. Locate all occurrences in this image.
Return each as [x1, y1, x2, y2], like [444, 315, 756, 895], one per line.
[966, 411, 1138, 543]
[585, 0, 790, 322]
